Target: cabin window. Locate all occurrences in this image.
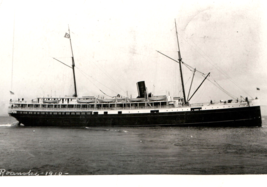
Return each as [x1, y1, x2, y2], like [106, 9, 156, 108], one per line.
[117, 104, 123, 108]
[118, 111, 122, 114]
[94, 112, 98, 115]
[150, 110, 159, 113]
[191, 108, 201, 111]
[104, 111, 108, 115]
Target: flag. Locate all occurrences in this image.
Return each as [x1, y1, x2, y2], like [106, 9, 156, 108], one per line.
[257, 88, 260, 90]
[10, 91, 14, 95]
[64, 33, 70, 38]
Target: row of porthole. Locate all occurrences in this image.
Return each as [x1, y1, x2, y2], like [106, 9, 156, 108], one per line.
[204, 106, 235, 109]
[19, 111, 92, 115]
[19, 109, 189, 115]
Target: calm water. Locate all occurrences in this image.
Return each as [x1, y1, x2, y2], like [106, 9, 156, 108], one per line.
[0, 116, 266, 175]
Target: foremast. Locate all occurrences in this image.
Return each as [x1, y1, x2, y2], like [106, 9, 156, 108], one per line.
[65, 27, 78, 97]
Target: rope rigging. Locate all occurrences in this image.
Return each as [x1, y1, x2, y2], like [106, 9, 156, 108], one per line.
[182, 37, 253, 98]
[157, 49, 245, 100]
[75, 66, 123, 97]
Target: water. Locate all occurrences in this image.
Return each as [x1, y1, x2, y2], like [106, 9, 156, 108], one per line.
[0, 116, 267, 175]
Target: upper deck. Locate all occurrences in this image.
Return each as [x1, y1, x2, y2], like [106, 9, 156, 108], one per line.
[8, 96, 260, 114]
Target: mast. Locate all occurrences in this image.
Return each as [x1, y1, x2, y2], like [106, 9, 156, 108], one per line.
[175, 20, 187, 105]
[67, 26, 78, 97]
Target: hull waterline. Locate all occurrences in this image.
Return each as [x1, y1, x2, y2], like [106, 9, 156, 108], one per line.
[9, 106, 262, 127]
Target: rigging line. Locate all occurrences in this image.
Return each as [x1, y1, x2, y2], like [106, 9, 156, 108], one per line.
[182, 61, 206, 76]
[99, 90, 125, 98]
[206, 78, 235, 99]
[156, 51, 206, 75]
[182, 37, 232, 79]
[191, 65, 237, 99]
[183, 61, 235, 99]
[52, 58, 72, 68]
[76, 67, 108, 94]
[99, 90, 114, 98]
[71, 44, 126, 93]
[194, 71, 236, 99]
[79, 61, 126, 93]
[200, 72, 235, 99]
[211, 79, 238, 99]
[207, 77, 236, 98]
[76, 66, 119, 95]
[183, 38, 251, 97]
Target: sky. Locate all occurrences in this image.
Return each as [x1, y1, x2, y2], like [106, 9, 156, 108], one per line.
[0, 0, 266, 116]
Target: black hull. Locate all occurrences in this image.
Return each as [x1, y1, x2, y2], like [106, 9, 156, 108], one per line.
[9, 106, 262, 127]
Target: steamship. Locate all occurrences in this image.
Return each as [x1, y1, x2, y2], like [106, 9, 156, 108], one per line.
[8, 23, 262, 127]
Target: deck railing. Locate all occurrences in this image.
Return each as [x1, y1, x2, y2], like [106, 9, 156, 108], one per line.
[8, 104, 176, 112]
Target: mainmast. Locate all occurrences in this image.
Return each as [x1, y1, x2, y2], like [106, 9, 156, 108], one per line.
[175, 20, 187, 105]
[65, 27, 78, 97]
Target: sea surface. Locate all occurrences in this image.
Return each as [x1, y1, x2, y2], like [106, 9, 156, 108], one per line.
[0, 116, 267, 175]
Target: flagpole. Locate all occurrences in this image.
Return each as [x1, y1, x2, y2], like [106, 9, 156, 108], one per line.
[67, 26, 78, 97]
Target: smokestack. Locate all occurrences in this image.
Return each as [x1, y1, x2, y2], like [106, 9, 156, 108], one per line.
[136, 81, 146, 98]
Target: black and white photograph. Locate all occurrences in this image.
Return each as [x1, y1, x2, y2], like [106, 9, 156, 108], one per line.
[0, 0, 266, 186]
